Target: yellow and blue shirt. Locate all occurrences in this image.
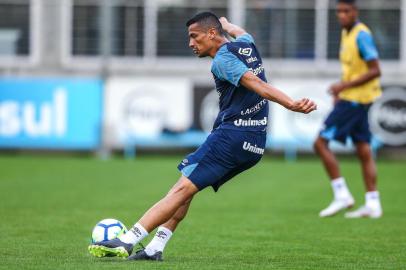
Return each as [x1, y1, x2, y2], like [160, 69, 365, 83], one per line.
[339, 22, 382, 104]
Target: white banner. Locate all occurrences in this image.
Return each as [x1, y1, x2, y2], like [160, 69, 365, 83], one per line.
[104, 77, 193, 147]
[269, 79, 348, 151]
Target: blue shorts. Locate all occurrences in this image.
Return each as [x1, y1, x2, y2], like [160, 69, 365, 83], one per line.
[320, 100, 372, 144]
[178, 128, 266, 192]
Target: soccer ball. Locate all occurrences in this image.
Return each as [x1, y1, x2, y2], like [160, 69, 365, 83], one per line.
[91, 218, 127, 243]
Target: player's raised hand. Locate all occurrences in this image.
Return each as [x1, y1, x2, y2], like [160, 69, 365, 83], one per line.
[219, 17, 229, 26]
[218, 16, 246, 38]
[290, 98, 317, 114]
[219, 17, 231, 32]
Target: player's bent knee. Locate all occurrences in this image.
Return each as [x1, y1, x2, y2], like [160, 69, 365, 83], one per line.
[357, 153, 371, 163]
[356, 145, 372, 162]
[167, 176, 198, 200]
[179, 176, 199, 193]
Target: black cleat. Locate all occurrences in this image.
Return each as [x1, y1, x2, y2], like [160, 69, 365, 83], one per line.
[88, 238, 133, 258]
[127, 248, 163, 261]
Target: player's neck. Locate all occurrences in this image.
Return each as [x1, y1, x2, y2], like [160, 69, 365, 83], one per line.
[344, 20, 358, 32]
[209, 37, 230, 58]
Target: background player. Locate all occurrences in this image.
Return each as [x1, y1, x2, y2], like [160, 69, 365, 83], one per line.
[314, 0, 383, 218]
[88, 12, 316, 260]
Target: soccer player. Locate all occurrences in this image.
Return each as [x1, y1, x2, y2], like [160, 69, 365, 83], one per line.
[88, 12, 316, 261]
[315, 0, 383, 218]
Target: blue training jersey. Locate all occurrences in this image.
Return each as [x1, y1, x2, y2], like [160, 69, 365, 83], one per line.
[211, 33, 269, 132]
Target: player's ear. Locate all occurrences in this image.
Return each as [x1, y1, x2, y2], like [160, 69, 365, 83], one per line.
[208, 28, 216, 40]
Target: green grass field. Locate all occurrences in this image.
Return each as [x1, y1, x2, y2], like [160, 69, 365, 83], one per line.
[0, 154, 405, 269]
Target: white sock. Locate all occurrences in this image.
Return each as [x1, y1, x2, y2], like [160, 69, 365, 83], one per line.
[119, 222, 149, 245]
[145, 226, 173, 256]
[365, 191, 381, 210]
[331, 177, 351, 199]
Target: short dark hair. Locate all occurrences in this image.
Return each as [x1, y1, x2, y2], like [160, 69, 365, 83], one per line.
[337, 0, 356, 4]
[186, 11, 224, 36]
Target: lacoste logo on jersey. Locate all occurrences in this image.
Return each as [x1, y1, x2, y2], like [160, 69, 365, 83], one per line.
[241, 99, 267, 116]
[238, 48, 252, 56]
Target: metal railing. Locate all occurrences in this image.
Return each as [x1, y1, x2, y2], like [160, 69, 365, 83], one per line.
[0, 0, 404, 76]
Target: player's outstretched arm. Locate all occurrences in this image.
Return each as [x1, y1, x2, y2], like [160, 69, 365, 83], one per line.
[240, 71, 317, 114]
[219, 17, 246, 39]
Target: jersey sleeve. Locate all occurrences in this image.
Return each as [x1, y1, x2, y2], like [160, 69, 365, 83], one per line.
[235, 33, 255, 44]
[211, 50, 249, 87]
[357, 30, 379, 61]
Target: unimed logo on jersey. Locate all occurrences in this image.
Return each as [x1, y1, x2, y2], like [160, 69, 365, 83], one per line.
[243, 141, 264, 155]
[238, 48, 252, 56]
[234, 117, 267, 127]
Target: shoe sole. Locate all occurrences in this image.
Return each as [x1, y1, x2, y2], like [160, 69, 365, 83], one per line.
[88, 244, 129, 258]
[345, 213, 382, 219]
[319, 203, 354, 217]
[128, 256, 163, 261]
[128, 257, 163, 261]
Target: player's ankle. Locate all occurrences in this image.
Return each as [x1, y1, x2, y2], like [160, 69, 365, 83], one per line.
[119, 223, 149, 245]
[365, 191, 382, 211]
[331, 177, 352, 200]
[145, 226, 173, 256]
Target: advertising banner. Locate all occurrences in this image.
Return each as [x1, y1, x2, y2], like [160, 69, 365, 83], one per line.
[269, 80, 402, 151]
[269, 79, 354, 152]
[193, 85, 220, 133]
[370, 86, 406, 146]
[104, 77, 193, 148]
[103, 78, 404, 152]
[0, 79, 103, 149]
